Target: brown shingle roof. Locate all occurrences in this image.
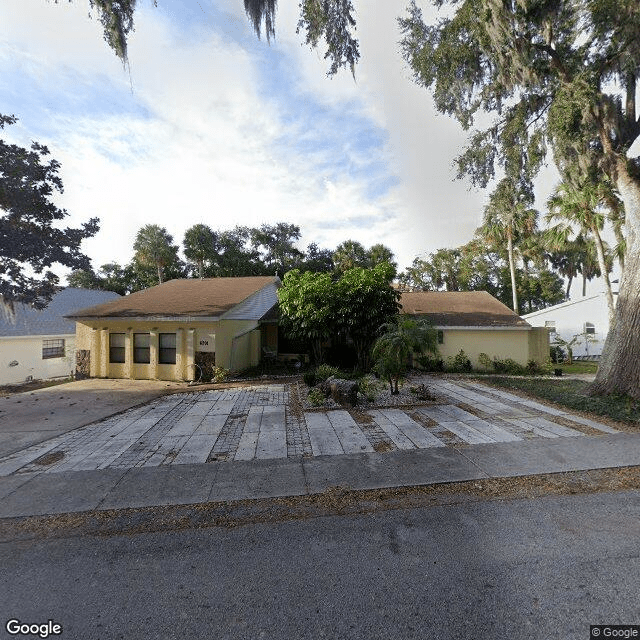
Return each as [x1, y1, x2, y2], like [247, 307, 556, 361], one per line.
[400, 291, 530, 328]
[66, 277, 278, 319]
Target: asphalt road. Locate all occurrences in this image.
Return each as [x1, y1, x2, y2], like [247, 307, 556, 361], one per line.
[2, 490, 639, 640]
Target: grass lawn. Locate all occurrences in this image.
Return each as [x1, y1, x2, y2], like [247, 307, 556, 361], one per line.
[476, 376, 640, 426]
[556, 361, 598, 374]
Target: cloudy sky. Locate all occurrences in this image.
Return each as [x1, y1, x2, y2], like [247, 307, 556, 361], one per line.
[1, 0, 561, 278]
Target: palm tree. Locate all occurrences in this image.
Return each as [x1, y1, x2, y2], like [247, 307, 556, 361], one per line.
[132, 224, 179, 285]
[372, 318, 439, 394]
[183, 224, 218, 279]
[479, 178, 538, 313]
[546, 178, 615, 318]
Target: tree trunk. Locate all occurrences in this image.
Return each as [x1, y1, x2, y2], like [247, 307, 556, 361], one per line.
[591, 224, 615, 321]
[565, 275, 573, 298]
[590, 166, 640, 400]
[582, 275, 586, 297]
[507, 233, 518, 313]
[157, 263, 163, 284]
[198, 260, 204, 280]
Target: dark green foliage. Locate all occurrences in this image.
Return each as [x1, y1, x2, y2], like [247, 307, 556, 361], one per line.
[296, 0, 360, 76]
[372, 317, 439, 394]
[315, 364, 341, 382]
[550, 345, 566, 364]
[133, 224, 181, 285]
[416, 354, 444, 372]
[250, 223, 303, 277]
[491, 358, 526, 376]
[183, 224, 219, 279]
[0, 115, 99, 310]
[303, 370, 317, 387]
[278, 263, 400, 370]
[446, 349, 473, 373]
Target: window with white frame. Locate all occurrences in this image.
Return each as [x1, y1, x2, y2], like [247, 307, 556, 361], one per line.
[585, 322, 596, 335]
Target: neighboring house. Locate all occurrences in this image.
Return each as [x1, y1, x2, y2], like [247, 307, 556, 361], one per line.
[522, 292, 616, 359]
[66, 277, 280, 381]
[0, 288, 120, 386]
[400, 291, 549, 366]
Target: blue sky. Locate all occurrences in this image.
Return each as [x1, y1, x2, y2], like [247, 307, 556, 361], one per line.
[1, 0, 560, 278]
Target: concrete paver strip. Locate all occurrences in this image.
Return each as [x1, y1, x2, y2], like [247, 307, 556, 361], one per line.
[377, 409, 445, 449]
[171, 434, 218, 465]
[437, 420, 496, 445]
[326, 410, 374, 454]
[304, 412, 344, 456]
[0, 378, 624, 480]
[255, 406, 287, 460]
[562, 414, 618, 434]
[367, 410, 416, 450]
[519, 416, 584, 438]
[499, 417, 560, 439]
[234, 407, 262, 461]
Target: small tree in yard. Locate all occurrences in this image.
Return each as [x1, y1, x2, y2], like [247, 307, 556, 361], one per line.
[372, 318, 439, 394]
[333, 263, 400, 371]
[278, 263, 399, 370]
[277, 269, 334, 365]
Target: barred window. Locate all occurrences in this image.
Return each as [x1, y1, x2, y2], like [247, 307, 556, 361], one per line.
[134, 333, 150, 364]
[109, 333, 125, 363]
[42, 339, 65, 359]
[159, 333, 176, 365]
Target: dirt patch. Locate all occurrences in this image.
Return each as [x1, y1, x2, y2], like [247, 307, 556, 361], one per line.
[4, 466, 640, 542]
[33, 450, 65, 466]
[551, 416, 605, 437]
[373, 441, 394, 453]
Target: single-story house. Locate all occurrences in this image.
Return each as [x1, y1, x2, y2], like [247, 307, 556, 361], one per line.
[66, 277, 280, 381]
[0, 288, 120, 386]
[521, 291, 616, 359]
[400, 290, 549, 366]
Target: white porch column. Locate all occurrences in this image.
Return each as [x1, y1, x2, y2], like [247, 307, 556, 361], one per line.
[186, 328, 196, 381]
[100, 329, 109, 378]
[175, 328, 185, 381]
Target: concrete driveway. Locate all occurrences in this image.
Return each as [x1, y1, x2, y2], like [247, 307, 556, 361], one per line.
[0, 377, 619, 477]
[0, 378, 188, 458]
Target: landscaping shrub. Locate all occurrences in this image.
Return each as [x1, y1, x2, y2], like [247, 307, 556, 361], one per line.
[357, 375, 381, 402]
[315, 364, 341, 381]
[550, 345, 566, 364]
[446, 349, 473, 373]
[477, 352, 493, 371]
[307, 387, 325, 406]
[417, 354, 444, 372]
[491, 358, 525, 375]
[409, 383, 436, 401]
[303, 370, 317, 387]
[211, 366, 229, 383]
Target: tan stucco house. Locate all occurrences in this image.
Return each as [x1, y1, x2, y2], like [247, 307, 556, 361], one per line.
[66, 277, 280, 381]
[400, 291, 549, 366]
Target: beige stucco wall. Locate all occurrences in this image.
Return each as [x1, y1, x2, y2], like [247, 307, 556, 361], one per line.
[74, 318, 262, 381]
[438, 328, 532, 367]
[0, 335, 76, 385]
[528, 326, 551, 364]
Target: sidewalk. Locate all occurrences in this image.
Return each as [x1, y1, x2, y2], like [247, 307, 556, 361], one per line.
[1, 431, 639, 519]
